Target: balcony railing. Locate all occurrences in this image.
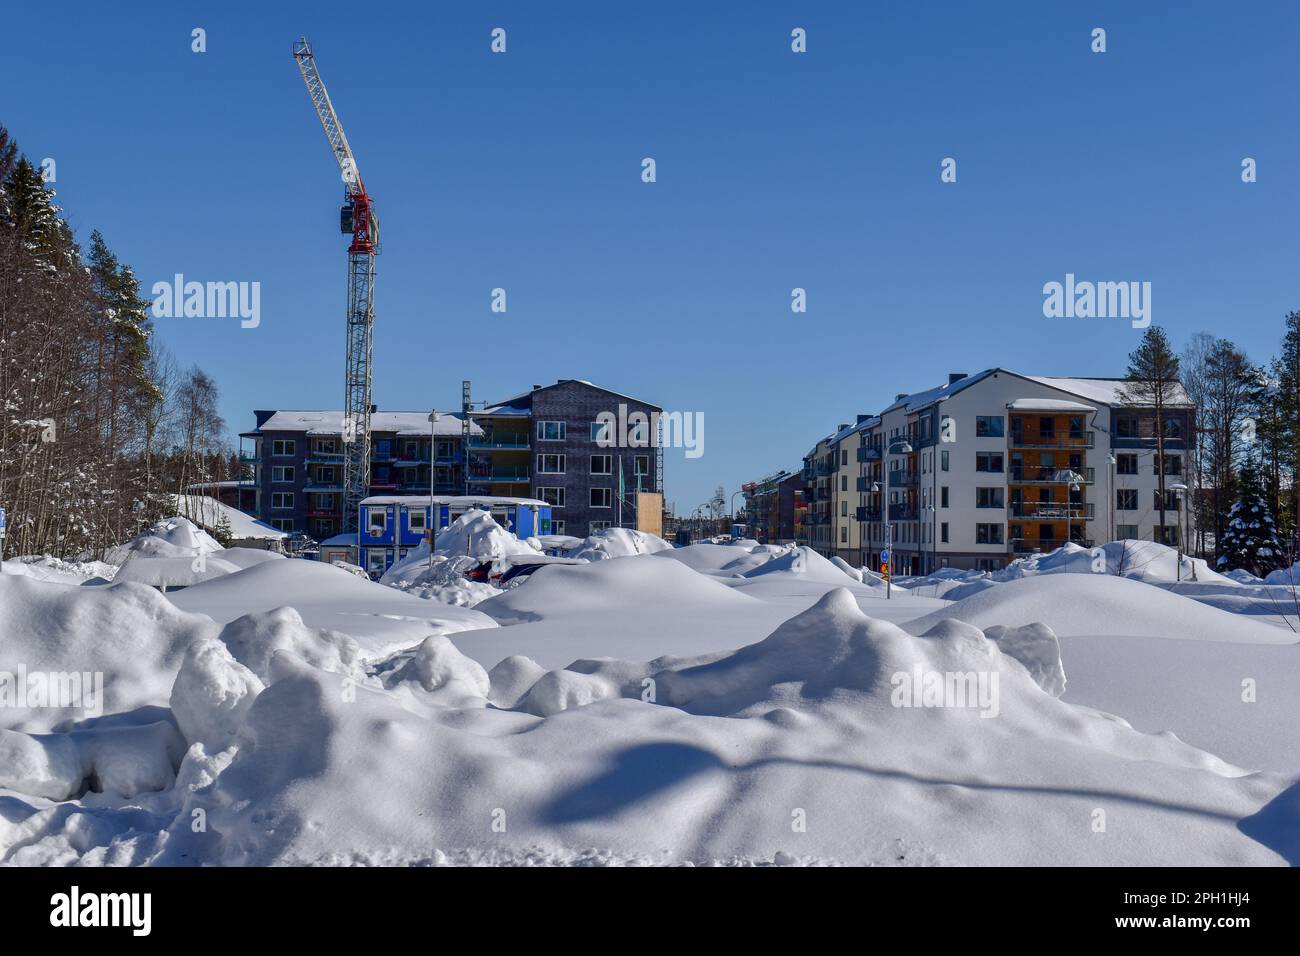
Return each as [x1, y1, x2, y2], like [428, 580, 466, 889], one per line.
[856, 506, 882, 522]
[856, 477, 881, 493]
[468, 436, 530, 450]
[888, 504, 917, 521]
[857, 446, 881, 462]
[1008, 466, 1095, 485]
[1012, 537, 1094, 554]
[1008, 432, 1095, 449]
[1009, 502, 1096, 520]
[888, 470, 919, 488]
[815, 463, 834, 477]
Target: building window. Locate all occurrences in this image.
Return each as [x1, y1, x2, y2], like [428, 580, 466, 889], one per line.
[976, 487, 1004, 509]
[1116, 454, 1138, 475]
[590, 521, 611, 532]
[941, 486, 949, 508]
[272, 465, 295, 483]
[368, 510, 386, 535]
[1117, 524, 1139, 539]
[941, 522, 949, 543]
[537, 454, 566, 474]
[552, 520, 566, 535]
[591, 488, 612, 508]
[975, 523, 1004, 545]
[538, 487, 565, 508]
[271, 492, 294, 510]
[840, 526, 847, 543]
[272, 439, 296, 456]
[841, 474, 847, 492]
[634, 456, 649, 476]
[591, 454, 613, 475]
[537, 421, 566, 441]
[941, 450, 950, 471]
[409, 511, 426, 531]
[591, 421, 610, 443]
[1161, 455, 1182, 476]
[976, 452, 1003, 473]
[975, 416, 1004, 438]
[841, 449, 848, 466]
[270, 518, 295, 531]
[1155, 489, 1180, 511]
[1117, 489, 1138, 511]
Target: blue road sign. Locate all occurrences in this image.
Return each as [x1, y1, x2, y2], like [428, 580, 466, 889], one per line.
[0, 507, 6, 532]
[880, 549, 889, 564]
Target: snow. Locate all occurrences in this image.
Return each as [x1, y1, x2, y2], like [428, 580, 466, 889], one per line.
[1006, 398, 1096, 411]
[564, 527, 672, 561]
[112, 555, 244, 589]
[257, 409, 477, 436]
[171, 495, 287, 541]
[104, 516, 223, 565]
[1, 555, 117, 584]
[1, 525, 1297, 866]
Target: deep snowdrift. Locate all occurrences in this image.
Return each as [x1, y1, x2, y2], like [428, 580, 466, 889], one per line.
[12, 588, 1275, 866]
[904, 573, 1296, 644]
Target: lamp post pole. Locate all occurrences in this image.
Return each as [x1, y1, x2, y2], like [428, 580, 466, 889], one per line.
[428, 411, 439, 571]
[1170, 482, 1189, 582]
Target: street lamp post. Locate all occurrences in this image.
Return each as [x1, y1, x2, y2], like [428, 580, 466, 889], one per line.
[1170, 482, 1189, 581]
[1106, 452, 1117, 545]
[428, 411, 439, 571]
[875, 438, 913, 600]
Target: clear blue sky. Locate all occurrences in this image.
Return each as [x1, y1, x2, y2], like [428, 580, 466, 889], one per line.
[6, 0, 1298, 512]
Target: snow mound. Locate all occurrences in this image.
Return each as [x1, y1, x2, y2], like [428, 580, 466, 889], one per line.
[426, 509, 539, 561]
[904, 574, 1296, 644]
[0, 575, 216, 731]
[477, 552, 757, 624]
[113, 554, 243, 588]
[210, 547, 285, 570]
[381, 553, 502, 607]
[0, 720, 185, 801]
[169, 638, 265, 752]
[487, 655, 549, 709]
[216, 607, 362, 685]
[1263, 562, 1300, 586]
[105, 516, 223, 564]
[566, 527, 672, 561]
[1, 556, 118, 584]
[386, 635, 491, 707]
[1002, 540, 1231, 586]
[740, 546, 865, 586]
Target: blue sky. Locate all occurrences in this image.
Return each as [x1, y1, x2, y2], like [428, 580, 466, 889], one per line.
[6, 0, 1298, 512]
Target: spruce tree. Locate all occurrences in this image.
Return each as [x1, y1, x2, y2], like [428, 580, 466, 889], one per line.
[1217, 458, 1284, 577]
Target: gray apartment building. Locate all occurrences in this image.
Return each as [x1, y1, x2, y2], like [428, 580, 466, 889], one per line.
[239, 379, 663, 540]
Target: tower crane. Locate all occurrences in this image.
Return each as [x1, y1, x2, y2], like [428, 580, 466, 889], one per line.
[292, 37, 378, 534]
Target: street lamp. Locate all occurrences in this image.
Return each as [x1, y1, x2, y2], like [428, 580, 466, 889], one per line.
[877, 437, 913, 599]
[1169, 482, 1189, 582]
[428, 411, 439, 571]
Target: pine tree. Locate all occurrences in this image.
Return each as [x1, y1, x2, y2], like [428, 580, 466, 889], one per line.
[213, 511, 234, 548]
[1216, 458, 1284, 577]
[1119, 326, 1182, 540]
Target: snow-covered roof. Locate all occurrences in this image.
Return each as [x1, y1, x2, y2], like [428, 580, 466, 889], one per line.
[319, 533, 357, 546]
[484, 379, 662, 414]
[1007, 398, 1096, 412]
[881, 370, 999, 415]
[254, 410, 481, 437]
[1026, 376, 1194, 408]
[360, 495, 551, 508]
[172, 495, 287, 540]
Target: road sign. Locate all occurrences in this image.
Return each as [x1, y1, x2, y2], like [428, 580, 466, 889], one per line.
[880, 549, 889, 564]
[0, 507, 6, 532]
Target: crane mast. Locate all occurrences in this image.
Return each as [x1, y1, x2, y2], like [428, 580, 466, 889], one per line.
[292, 37, 378, 535]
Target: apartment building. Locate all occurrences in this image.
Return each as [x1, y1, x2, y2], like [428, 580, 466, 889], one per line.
[239, 410, 480, 540]
[241, 380, 664, 541]
[798, 369, 1195, 573]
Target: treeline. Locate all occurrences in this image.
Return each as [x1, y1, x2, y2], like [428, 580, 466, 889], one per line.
[1175, 317, 1300, 575]
[0, 124, 232, 558]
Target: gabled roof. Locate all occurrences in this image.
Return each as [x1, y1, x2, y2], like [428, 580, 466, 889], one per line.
[484, 379, 662, 414]
[251, 410, 480, 437]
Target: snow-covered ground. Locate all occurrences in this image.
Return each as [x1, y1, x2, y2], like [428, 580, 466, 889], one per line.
[0, 532, 1297, 866]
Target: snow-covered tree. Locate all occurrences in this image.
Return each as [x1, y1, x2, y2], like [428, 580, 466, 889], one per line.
[1217, 459, 1284, 576]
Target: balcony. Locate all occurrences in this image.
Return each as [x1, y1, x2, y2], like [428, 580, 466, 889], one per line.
[856, 506, 882, 522]
[1012, 537, 1094, 555]
[469, 467, 529, 483]
[305, 507, 341, 518]
[857, 446, 881, 462]
[856, 477, 881, 493]
[1008, 431, 1095, 450]
[1009, 502, 1096, 520]
[888, 504, 917, 521]
[815, 463, 834, 477]
[888, 470, 919, 489]
[468, 436, 530, 451]
[1009, 466, 1095, 485]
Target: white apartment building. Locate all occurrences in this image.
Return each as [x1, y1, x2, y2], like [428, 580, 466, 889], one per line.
[801, 369, 1195, 573]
